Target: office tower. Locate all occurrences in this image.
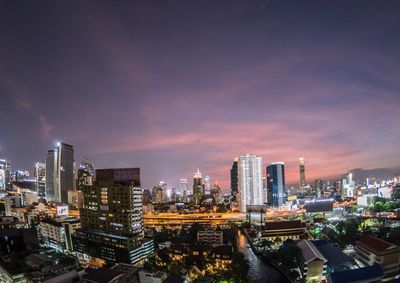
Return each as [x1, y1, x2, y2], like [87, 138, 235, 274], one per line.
[77, 158, 95, 190]
[171, 187, 176, 202]
[315, 179, 323, 198]
[142, 188, 152, 204]
[152, 185, 163, 203]
[211, 182, 222, 203]
[158, 181, 168, 202]
[237, 154, 263, 212]
[179, 179, 188, 202]
[193, 169, 203, 204]
[45, 142, 75, 203]
[34, 162, 46, 197]
[0, 159, 11, 191]
[299, 157, 306, 191]
[230, 159, 238, 197]
[204, 176, 211, 195]
[73, 167, 153, 264]
[267, 162, 286, 207]
[46, 150, 56, 199]
[342, 173, 355, 199]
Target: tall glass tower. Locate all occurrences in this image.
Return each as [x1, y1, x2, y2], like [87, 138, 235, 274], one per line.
[267, 162, 286, 207]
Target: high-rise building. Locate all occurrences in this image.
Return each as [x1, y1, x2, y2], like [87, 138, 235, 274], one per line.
[342, 173, 355, 199]
[179, 179, 188, 202]
[193, 169, 203, 204]
[0, 159, 11, 191]
[211, 182, 222, 203]
[152, 184, 163, 203]
[267, 162, 286, 207]
[299, 157, 306, 191]
[230, 159, 238, 197]
[315, 179, 323, 198]
[77, 158, 94, 190]
[34, 162, 46, 197]
[45, 142, 75, 203]
[142, 188, 152, 204]
[204, 176, 211, 195]
[237, 154, 263, 212]
[73, 167, 153, 264]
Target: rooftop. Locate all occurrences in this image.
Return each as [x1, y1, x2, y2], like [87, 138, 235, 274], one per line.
[313, 240, 353, 271]
[83, 268, 123, 283]
[265, 220, 303, 231]
[329, 264, 383, 283]
[298, 240, 326, 264]
[357, 235, 400, 255]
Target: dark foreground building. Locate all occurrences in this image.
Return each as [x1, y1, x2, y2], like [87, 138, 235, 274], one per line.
[73, 168, 154, 264]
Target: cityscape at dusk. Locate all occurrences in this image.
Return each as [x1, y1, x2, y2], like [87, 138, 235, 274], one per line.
[2, 1, 400, 189]
[1, 1, 400, 283]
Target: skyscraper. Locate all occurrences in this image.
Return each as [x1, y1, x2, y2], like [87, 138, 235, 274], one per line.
[237, 154, 263, 212]
[45, 142, 75, 203]
[73, 167, 153, 264]
[152, 185, 163, 203]
[267, 162, 286, 207]
[193, 168, 203, 204]
[77, 158, 94, 190]
[179, 179, 188, 202]
[0, 159, 11, 191]
[299, 157, 306, 191]
[204, 176, 211, 195]
[230, 159, 238, 197]
[34, 162, 46, 197]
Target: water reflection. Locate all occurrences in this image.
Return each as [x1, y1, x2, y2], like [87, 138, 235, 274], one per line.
[237, 231, 290, 283]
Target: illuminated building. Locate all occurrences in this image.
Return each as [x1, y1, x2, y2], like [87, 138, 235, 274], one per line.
[34, 162, 46, 197]
[267, 162, 286, 207]
[237, 154, 263, 212]
[211, 182, 222, 203]
[355, 235, 400, 282]
[77, 158, 94, 190]
[45, 142, 75, 203]
[299, 157, 306, 192]
[73, 168, 153, 264]
[193, 168, 203, 204]
[341, 173, 355, 199]
[315, 179, 323, 198]
[152, 184, 163, 203]
[179, 179, 188, 202]
[204, 176, 211, 195]
[230, 159, 238, 197]
[0, 159, 11, 191]
[38, 218, 81, 252]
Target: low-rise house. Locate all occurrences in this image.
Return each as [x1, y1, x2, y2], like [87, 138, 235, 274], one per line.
[298, 240, 327, 282]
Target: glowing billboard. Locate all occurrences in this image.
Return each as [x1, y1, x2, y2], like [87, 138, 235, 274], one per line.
[56, 205, 69, 217]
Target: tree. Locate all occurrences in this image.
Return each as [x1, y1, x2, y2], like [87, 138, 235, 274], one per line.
[227, 251, 250, 282]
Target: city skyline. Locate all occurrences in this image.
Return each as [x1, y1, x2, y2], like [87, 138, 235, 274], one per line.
[1, 1, 400, 190]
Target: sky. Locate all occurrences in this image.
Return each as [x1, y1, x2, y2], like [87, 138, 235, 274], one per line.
[1, 0, 400, 191]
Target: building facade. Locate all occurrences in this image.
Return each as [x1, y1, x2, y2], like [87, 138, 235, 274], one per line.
[73, 168, 154, 264]
[34, 162, 46, 197]
[0, 159, 11, 191]
[237, 154, 263, 212]
[45, 143, 75, 203]
[267, 162, 286, 207]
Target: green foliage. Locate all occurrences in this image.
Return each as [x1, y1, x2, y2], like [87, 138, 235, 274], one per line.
[216, 203, 228, 213]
